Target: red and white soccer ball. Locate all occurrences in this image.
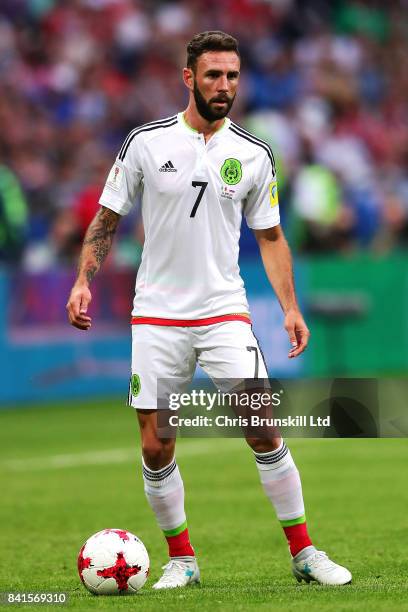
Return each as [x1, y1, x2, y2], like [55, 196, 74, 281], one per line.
[77, 529, 149, 595]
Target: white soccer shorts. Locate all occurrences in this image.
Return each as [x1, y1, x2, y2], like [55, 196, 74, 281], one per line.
[128, 320, 268, 410]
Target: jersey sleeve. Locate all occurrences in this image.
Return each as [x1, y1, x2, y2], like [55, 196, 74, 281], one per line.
[99, 133, 143, 215]
[244, 149, 280, 230]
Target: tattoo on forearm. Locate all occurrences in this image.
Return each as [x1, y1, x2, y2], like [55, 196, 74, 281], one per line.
[86, 265, 97, 284]
[79, 207, 120, 282]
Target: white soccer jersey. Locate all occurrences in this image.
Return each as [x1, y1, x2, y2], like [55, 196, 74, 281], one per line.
[99, 112, 280, 320]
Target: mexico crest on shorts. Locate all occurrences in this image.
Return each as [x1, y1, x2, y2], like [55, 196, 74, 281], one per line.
[221, 158, 242, 185]
[131, 373, 141, 397]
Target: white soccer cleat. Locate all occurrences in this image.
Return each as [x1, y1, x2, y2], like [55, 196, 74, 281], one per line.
[292, 547, 352, 586]
[152, 556, 200, 590]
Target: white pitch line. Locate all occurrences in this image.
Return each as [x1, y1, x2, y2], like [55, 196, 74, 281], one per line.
[2, 439, 242, 472]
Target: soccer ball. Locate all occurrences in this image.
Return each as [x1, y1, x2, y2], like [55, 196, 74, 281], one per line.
[77, 529, 149, 595]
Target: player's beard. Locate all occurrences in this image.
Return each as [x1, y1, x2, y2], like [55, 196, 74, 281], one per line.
[193, 81, 235, 122]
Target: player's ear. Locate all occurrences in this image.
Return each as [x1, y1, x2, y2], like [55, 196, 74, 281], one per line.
[183, 67, 194, 91]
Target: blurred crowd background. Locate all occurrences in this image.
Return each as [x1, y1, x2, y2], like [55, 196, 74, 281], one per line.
[0, 0, 407, 268]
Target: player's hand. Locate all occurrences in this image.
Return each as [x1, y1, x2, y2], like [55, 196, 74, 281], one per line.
[284, 308, 310, 358]
[66, 282, 92, 330]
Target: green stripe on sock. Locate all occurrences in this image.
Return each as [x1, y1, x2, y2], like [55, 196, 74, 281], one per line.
[163, 520, 188, 537]
[280, 515, 306, 528]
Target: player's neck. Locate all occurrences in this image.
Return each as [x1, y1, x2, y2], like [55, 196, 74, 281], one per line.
[183, 107, 226, 143]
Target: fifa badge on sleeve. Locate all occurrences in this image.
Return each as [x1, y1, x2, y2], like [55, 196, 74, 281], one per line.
[107, 163, 124, 191]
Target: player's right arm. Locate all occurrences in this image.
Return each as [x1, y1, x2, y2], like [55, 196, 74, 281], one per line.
[66, 206, 121, 330]
[67, 127, 143, 330]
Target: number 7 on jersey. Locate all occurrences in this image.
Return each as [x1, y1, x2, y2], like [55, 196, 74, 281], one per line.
[190, 181, 208, 218]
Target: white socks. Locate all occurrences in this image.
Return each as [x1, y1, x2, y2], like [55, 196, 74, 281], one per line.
[254, 441, 305, 521]
[142, 443, 305, 535]
[142, 457, 186, 532]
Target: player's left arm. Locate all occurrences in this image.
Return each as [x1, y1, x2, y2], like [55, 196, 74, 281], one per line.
[254, 225, 310, 358]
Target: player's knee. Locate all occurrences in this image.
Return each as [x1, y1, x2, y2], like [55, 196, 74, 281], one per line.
[142, 436, 175, 469]
[245, 436, 281, 453]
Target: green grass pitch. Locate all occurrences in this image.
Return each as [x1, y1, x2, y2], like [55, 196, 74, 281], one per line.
[1, 398, 407, 611]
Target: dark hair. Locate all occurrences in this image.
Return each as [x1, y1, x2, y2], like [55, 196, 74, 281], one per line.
[187, 31, 240, 72]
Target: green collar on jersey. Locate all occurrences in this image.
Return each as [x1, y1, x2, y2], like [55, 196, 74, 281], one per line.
[181, 112, 228, 135]
[181, 112, 199, 132]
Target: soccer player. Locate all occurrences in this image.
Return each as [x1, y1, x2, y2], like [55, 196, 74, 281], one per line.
[67, 31, 351, 588]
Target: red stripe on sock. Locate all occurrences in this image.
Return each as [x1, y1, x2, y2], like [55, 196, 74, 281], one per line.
[283, 522, 313, 557]
[165, 528, 195, 558]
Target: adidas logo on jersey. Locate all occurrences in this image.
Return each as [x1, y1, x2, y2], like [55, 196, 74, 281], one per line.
[159, 160, 177, 172]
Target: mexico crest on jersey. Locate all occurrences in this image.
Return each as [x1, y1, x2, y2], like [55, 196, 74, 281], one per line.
[221, 158, 242, 185]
